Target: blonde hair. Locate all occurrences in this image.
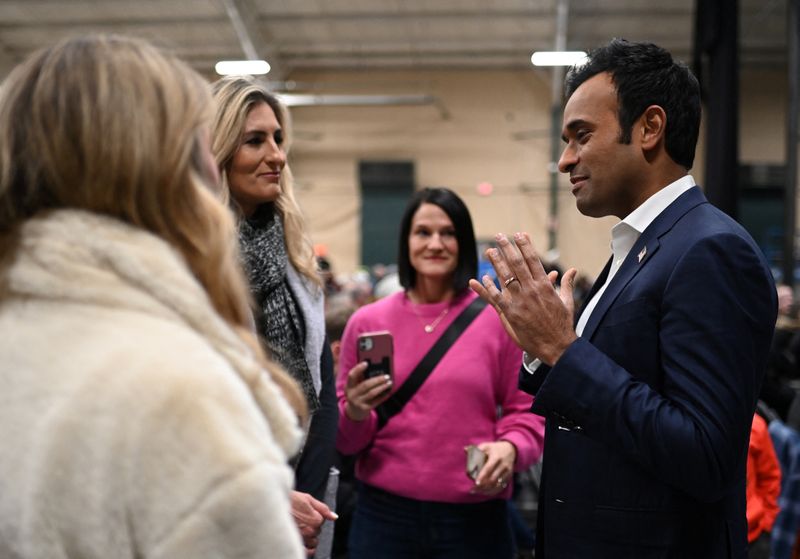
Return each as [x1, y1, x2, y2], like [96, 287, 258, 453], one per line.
[0, 34, 306, 418]
[211, 76, 321, 286]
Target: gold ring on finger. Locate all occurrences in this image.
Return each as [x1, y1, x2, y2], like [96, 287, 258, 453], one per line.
[504, 276, 519, 288]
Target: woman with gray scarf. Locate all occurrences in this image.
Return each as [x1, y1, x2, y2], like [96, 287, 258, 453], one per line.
[212, 76, 338, 557]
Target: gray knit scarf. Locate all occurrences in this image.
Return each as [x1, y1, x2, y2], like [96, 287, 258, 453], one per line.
[238, 205, 320, 412]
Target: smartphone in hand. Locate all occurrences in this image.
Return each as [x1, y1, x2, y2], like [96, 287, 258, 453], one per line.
[465, 445, 488, 480]
[356, 331, 394, 381]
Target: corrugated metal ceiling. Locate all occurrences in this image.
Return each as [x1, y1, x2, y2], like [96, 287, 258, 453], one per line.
[0, 0, 787, 83]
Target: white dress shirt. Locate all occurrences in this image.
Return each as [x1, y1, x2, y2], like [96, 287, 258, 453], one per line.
[523, 174, 697, 374]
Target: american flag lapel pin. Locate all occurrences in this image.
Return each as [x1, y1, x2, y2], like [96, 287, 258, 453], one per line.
[637, 246, 647, 263]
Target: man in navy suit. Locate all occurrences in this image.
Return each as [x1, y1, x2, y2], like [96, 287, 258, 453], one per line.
[471, 39, 777, 558]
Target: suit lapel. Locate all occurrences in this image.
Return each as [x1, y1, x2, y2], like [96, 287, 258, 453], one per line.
[580, 237, 661, 340]
[579, 187, 708, 341]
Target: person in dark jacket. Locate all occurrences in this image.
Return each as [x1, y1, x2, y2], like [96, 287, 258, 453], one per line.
[472, 38, 777, 558]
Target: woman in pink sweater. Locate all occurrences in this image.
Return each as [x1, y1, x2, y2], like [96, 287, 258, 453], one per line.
[337, 187, 545, 558]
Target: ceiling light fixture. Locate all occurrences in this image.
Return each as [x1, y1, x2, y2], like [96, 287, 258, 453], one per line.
[530, 51, 587, 67]
[215, 60, 271, 76]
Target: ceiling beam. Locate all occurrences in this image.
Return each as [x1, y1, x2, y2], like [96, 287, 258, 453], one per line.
[0, 16, 223, 30]
[220, 0, 287, 81]
[254, 9, 551, 22]
[249, 8, 691, 23]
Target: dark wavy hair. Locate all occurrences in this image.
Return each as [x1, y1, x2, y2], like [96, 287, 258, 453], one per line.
[397, 187, 478, 292]
[565, 38, 701, 170]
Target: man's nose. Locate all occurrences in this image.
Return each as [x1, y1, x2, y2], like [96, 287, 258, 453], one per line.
[557, 145, 577, 174]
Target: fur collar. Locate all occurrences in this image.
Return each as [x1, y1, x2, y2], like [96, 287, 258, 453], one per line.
[7, 209, 302, 456]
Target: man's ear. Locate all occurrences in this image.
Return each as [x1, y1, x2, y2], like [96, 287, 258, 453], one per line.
[639, 105, 667, 151]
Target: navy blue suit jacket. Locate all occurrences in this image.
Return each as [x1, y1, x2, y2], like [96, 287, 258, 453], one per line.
[521, 187, 777, 558]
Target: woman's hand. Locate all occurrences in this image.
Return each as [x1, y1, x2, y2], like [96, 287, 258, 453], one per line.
[290, 490, 338, 556]
[472, 440, 517, 495]
[343, 361, 393, 421]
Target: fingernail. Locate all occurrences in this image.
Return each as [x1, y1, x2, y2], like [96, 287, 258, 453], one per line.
[514, 232, 523, 240]
[331, 512, 339, 520]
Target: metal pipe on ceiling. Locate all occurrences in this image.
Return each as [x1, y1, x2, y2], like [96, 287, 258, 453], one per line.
[547, 0, 569, 252]
[220, 0, 259, 61]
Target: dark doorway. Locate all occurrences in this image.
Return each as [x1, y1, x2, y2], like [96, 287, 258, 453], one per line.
[359, 161, 415, 267]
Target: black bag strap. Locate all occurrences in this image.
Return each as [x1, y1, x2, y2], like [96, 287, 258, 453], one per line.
[376, 296, 487, 429]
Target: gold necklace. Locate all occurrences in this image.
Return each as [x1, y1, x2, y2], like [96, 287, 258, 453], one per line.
[411, 304, 450, 333]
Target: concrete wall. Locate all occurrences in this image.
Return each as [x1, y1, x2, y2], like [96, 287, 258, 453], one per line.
[289, 68, 619, 280]
[290, 66, 791, 280]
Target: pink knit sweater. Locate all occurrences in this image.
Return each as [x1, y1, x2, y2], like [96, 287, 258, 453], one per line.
[336, 289, 545, 503]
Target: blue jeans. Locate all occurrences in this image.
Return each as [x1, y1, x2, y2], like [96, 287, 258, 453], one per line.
[348, 483, 514, 559]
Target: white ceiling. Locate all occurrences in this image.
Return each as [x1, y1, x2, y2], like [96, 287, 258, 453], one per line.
[0, 0, 789, 85]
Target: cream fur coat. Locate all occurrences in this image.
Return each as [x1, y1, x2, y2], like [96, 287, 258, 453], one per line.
[0, 210, 305, 558]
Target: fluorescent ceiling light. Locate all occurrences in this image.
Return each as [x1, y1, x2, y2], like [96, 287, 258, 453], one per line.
[530, 51, 587, 67]
[215, 60, 271, 75]
[275, 93, 436, 107]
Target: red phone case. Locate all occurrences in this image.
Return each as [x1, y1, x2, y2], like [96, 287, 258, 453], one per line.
[357, 330, 394, 380]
